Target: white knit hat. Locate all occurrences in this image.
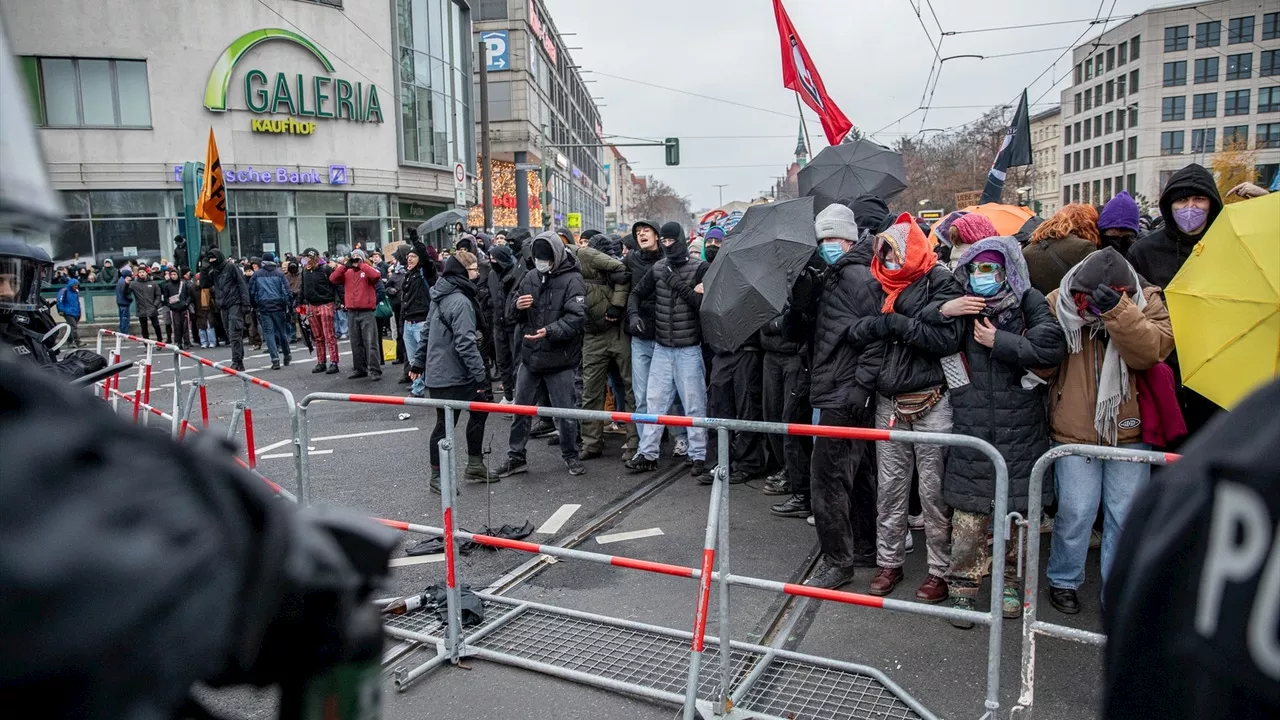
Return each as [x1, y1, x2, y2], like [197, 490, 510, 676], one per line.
[815, 203, 859, 241]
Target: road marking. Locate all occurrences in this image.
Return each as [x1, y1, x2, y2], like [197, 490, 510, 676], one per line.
[389, 554, 446, 567]
[256, 438, 293, 454]
[536, 504, 582, 535]
[260, 449, 332, 460]
[311, 427, 419, 443]
[595, 527, 664, 545]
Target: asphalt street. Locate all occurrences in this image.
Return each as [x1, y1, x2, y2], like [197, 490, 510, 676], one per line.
[104, 334, 1109, 720]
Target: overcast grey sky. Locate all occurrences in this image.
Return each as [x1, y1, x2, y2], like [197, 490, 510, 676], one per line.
[544, 0, 1155, 211]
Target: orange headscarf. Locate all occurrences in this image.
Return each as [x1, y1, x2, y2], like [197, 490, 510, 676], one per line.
[871, 212, 937, 312]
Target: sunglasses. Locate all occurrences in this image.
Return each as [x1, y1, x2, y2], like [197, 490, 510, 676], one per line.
[967, 262, 1004, 274]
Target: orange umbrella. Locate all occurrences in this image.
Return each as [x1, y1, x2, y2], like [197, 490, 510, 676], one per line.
[927, 203, 1037, 246]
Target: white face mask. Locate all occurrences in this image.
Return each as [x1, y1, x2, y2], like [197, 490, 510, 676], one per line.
[535, 259, 552, 273]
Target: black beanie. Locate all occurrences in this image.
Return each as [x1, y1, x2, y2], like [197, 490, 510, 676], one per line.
[581, 229, 602, 241]
[659, 221, 683, 240]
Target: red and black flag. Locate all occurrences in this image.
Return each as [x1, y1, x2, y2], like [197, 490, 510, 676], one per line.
[773, 0, 853, 146]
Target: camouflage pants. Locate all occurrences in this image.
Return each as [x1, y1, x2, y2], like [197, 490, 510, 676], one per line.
[947, 509, 1022, 599]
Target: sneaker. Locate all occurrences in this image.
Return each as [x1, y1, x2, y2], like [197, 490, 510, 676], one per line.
[693, 461, 711, 483]
[672, 438, 689, 458]
[868, 567, 904, 596]
[1040, 515, 1055, 534]
[770, 494, 811, 518]
[565, 457, 586, 476]
[494, 457, 528, 478]
[915, 575, 948, 604]
[761, 472, 790, 496]
[950, 596, 977, 629]
[270, 360, 282, 370]
[1002, 583, 1023, 619]
[907, 513, 925, 530]
[312, 364, 327, 374]
[625, 453, 658, 473]
[283, 355, 291, 367]
[429, 467, 441, 495]
[727, 468, 753, 485]
[805, 560, 858, 590]
[1048, 587, 1080, 615]
[464, 456, 498, 483]
[547, 432, 560, 446]
[905, 530, 915, 554]
[347, 371, 368, 380]
[806, 514, 815, 526]
[370, 373, 382, 381]
[326, 364, 340, 375]
[578, 448, 603, 461]
[230, 362, 246, 372]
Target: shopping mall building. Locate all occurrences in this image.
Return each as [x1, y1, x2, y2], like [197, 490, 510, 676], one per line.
[2, 0, 475, 265]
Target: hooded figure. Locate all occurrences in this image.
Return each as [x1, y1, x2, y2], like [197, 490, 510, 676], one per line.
[1128, 163, 1222, 288]
[588, 233, 623, 259]
[1096, 191, 1142, 256]
[942, 236, 1067, 622]
[623, 220, 664, 341]
[496, 232, 589, 477]
[130, 268, 165, 341]
[852, 212, 965, 602]
[55, 277, 82, 347]
[99, 259, 118, 286]
[486, 244, 519, 401]
[200, 248, 251, 369]
[846, 194, 893, 236]
[702, 227, 725, 263]
[1040, 247, 1174, 615]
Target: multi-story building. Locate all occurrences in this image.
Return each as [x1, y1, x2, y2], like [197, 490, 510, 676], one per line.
[472, 0, 605, 232]
[1060, 0, 1280, 212]
[1029, 106, 1062, 218]
[5, 0, 475, 264]
[603, 145, 636, 233]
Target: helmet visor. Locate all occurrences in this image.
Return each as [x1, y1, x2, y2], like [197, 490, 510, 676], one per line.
[0, 255, 46, 311]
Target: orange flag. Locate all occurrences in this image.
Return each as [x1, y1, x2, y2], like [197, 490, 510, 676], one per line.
[195, 128, 227, 231]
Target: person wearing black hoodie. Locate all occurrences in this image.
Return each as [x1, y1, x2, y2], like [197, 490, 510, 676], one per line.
[200, 247, 250, 370]
[495, 232, 589, 477]
[487, 243, 518, 400]
[1126, 163, 1225, 441]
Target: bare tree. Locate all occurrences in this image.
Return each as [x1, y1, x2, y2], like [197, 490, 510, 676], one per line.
[631, 177, 693, 226]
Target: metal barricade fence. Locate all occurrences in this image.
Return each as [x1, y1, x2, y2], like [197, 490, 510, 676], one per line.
[298, 392, 1016, 720]
[1011, 443, 1178, 718]
[94, 330, 304, 494]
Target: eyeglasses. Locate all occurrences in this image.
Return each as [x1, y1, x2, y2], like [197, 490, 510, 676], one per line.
[967, 262, 1004, 274]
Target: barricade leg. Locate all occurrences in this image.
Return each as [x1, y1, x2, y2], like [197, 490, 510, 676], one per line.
[297, 405, 313, 505]
[716, 426, 732, 716]
[683, 426, 729, 720]
[171, 350, 183, 438]
[196, 360, 209, 427]
[244, 407, 257, 469]
[985, 458, 1011, 717]
[440, 407, 464, 663]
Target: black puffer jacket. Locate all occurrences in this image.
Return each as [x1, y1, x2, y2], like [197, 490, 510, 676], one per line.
[1127, 163, 1222, 288]
[943, 286, 1066, 514]
[629, 240, 708, 348]
[511, 234, 588, 373]
[810, 241, 886, 411]
[300, 263, 335, 305]
[400, 265, 432, 322]
[623, 243, 662, 340]
[199, 250, 250, 309]
[760, 263, 821, 356]
[852, 265, 964, 397]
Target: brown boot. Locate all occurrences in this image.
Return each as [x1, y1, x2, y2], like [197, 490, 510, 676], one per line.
[868, 566, 904, 596]
[915, 575, 948, 604]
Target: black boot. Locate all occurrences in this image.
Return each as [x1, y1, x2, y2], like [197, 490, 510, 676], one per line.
[770, 494, 811, 518]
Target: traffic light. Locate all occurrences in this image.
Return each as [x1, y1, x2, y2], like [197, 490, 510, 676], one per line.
[664, 137, 679, 166]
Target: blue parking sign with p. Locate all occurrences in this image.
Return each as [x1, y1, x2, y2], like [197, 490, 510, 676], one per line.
[481, 31, 509, 72]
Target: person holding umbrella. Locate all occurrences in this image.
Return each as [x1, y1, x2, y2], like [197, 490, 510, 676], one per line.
[852, 212, 965, 602]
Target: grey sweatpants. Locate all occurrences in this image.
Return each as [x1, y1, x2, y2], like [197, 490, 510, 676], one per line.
[874, 393, 953, 578]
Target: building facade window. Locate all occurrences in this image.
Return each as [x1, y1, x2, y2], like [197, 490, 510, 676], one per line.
[1225, 89, 1251, 116]
[1116, 139, 1125, 162]
[1131, 36, 1141, 61]
[1119, 41, 1129, 65]
[1104, 143, 1113, 165]
[1095, 115, 1103, 137]
[1263, 50, 1280, 77]
[1118, 75, 1127, 97]
[1075, 93, 1082, 113]
[1227, 53, 1252, 81]
[1095, 85, 1103, 107]
[1165, 61, 1187, 87]
[1106, 110, 1114, 133]
[1129, 104, 1139, 127]
[472, 0, 507, 20]
[1161, 130, 1184, 155]
[1094, 145, 1102, 167]
[1258, 122, 1280, 148]
[1195, 57, 1219, 84]
[1196, 21, 1221, 47]
[1165, 25, 1189, 52]
[395, 0, 474, 171]
[1107, 48, 1115, 70]
[1106, 80, 1115, 103]
[1162, 96, 1186, 121]
[1264, 12, 1280, 41]
[1223, 124, 1249, 147]
[1127, 174, 1136, 193]
[1128, 135, 1138, 159]
[1194, 92, 1218, 118]
[1075, 63, 1083, 85]
[1228, 16, 1255, 45]
[1191, 128, 1216, 153]
[1260, 86, 1280, 114]
[22, 57, 151, 128]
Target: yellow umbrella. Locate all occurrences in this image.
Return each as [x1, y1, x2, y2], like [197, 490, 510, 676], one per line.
[1164, 193, 1280, 409]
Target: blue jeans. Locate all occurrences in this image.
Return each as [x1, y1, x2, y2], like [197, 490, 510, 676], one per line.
[199, 325, 215, 347]
[638, 344, 707, 461]
[1047, 443, 1151, 591]
[117, 306, 131, 333]
[630, 336, 685, 444]
[403, 320, 426, 397]
[258, 309, 291, 362]
[334, 308, 349, 337]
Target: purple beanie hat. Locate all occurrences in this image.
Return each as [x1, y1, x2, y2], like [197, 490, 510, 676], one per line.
[1097, 191, 1141, 234]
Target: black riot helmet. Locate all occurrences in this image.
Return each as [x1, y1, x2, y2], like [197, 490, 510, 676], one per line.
[0, 236, 53, 312]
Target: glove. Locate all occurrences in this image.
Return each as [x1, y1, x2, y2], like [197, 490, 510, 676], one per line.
[1092, 285, 1123, 313]
[883, 313, 912, 337]
[605, 305, 624, 322]
[475, 381, 493, 402]
[627, 315, 646, 336]
[848, 386, 873, 417]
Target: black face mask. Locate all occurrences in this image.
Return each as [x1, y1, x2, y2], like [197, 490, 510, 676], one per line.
[662, 238, 689, 264]
[705, 245, 720, 263]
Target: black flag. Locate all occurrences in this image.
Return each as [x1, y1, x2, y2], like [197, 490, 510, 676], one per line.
[980, 90, 1032, 205]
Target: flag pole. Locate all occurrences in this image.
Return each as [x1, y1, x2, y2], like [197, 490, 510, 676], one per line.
[794, 91, 813, 155]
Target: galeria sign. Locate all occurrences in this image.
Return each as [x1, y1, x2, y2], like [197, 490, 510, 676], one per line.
[204, 28, 383, 134]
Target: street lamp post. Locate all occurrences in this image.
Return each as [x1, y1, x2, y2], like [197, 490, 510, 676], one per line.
[712, 184, 728, 207]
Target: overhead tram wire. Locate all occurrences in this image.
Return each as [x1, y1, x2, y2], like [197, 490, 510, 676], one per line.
[943, 15, 1138, 37]
[589, 71, 824, 129]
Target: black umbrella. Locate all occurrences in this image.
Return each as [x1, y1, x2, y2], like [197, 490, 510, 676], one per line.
[700, 197, 816, 352]
[798, 140, 907, 212]
[297, 308, 314, 355]
[417, 208, 467, 237]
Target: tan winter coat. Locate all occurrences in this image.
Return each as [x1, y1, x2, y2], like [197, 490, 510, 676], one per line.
[1043, 286, 1174, 446]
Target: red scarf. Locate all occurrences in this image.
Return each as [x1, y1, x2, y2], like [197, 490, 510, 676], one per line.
[871, 212, 937, 312]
